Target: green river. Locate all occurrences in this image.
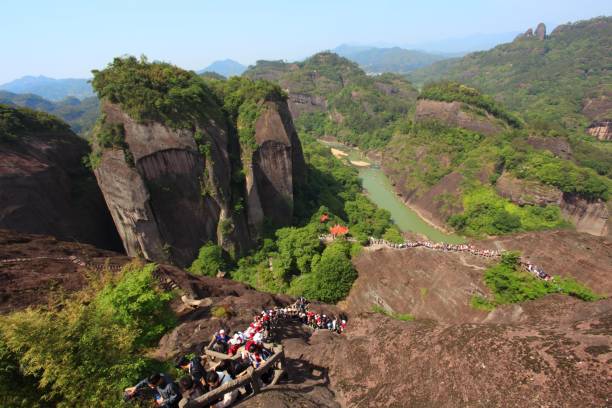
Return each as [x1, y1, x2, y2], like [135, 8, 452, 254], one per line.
[323, 141, 465, 244]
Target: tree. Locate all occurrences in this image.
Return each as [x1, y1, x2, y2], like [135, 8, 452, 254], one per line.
[309, 242, 358, 303]
[189, 243, 226, 277]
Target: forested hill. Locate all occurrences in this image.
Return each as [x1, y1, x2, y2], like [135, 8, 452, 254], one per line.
[334, 45, 449, 74]
[408, 17, 612, 130]
[0, 90, 99, 136]
[244, 52, 418, 148]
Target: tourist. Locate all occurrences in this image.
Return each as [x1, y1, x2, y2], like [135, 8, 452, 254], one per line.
[204, 371, 239, 408]
[176, 355, 206, 385]
[125, 373, 180, 408]
[178, 376, 206, 408]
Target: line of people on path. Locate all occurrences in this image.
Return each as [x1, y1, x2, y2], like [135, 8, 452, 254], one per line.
[368, 238, 555, 282]
[124, 298, 345, 408]
[368, 237, 500, 258]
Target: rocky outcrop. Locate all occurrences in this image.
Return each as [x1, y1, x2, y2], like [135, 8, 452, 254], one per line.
[526, 135, 572, 159]
[495, 172, 563, 206]
[245, 99, 306, 234]
[535, 22, 547, 40]
[415, 99, 505, 136]
[516, 23, 547, 40]
[0, 106, 120, 250]
[286, 92, 327, 119]
[586, 119, 612, 141]
[93, 102, 236, 266]
[560, 194, 610, 237]
[94, 90, 305, 266]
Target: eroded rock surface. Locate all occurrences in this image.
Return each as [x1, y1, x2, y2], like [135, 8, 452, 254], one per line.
[0, 111, 120, 250]
[415, 99, 506, 136]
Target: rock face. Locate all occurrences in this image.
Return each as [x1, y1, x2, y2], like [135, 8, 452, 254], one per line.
[495, 172, 563, 206]
[560, 194, 610, 237]
[246, 99, 306, 234]
[526, 135, 572, 159]
[586, 119, 612, 141]
[0, 107, 120, 250]
[94, 102, 233, 266]
[415, 99, 505, 136]
[286, 92, 328, 119]
[535, 22, 547, 40]
[94, 97, 305, 266]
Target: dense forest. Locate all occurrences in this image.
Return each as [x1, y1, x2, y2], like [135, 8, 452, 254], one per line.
[409, 17, 612, 130]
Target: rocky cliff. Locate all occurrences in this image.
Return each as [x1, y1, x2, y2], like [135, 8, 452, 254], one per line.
[414, 99, 506, 136]
[90, 58, 305, 266]
[0, 105, 120, 250]
[586, 120, 612, 141]
[245, 99, 306, 234]
[560, 194, 610, 237]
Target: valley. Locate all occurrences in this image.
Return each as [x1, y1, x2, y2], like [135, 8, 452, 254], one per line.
[0, 9, 610, 408]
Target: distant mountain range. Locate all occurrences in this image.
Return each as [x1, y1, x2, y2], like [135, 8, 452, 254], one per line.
[0, 90, 99, 135]
[0, 75, 94, 101]
[333, 45, 450, 74]
[402, 31, 521, 54]
[198, 59, 246, 77]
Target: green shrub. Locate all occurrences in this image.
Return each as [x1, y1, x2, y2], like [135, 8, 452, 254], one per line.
[449, 187, 567, 236]
[306, 242, 357, 303]
[189, 243, 226, 277]
[0, 263, 175, 407]
[372, 305, 415, 321]
[481, 255, 601, 307]
[470, 294, 496, 311]
[92, 55, 225, 129]
[211, 306, 232, 319]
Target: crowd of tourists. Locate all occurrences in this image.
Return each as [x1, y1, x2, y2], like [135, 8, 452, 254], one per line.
[369, 238, 555, 281]
[369, 237, 500, 257]
[123, 299, 346, 408]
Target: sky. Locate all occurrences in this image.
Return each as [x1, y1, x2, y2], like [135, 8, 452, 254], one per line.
[1, 0, 610, 83]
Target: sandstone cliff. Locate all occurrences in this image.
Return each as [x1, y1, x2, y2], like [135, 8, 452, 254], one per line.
[414, 99, 506, 136]
[245, 98, 306, 234]
[586, 119, 612, 141]
[0, 105, 120, 250]
[90, 59, 305, 267]
[93, 101, 237, 266]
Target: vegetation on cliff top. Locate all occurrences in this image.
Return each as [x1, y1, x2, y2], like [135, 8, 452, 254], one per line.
[0, 262, 175, 407]
[419, 81, 522, 128]
[0, 103, 71, 141]
[91, 56, 224, 129]
[472, 252, 601, 310]
[246, 52, 419, 148]
[409, 17, 612, 130]
[206, 76, 286, 152]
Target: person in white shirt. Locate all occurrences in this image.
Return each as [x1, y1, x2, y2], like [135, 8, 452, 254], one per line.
[204, 371, 239, 408]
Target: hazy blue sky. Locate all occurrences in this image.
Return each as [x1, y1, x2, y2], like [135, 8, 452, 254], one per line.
[1, 0, 610, 83]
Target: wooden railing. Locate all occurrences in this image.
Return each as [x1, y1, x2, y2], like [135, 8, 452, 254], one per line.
[185, 342, 286, 408]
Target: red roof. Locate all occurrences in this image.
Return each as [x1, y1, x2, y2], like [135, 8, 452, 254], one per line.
[319, 214, 330, 223]
[330, 224, 349, 236]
